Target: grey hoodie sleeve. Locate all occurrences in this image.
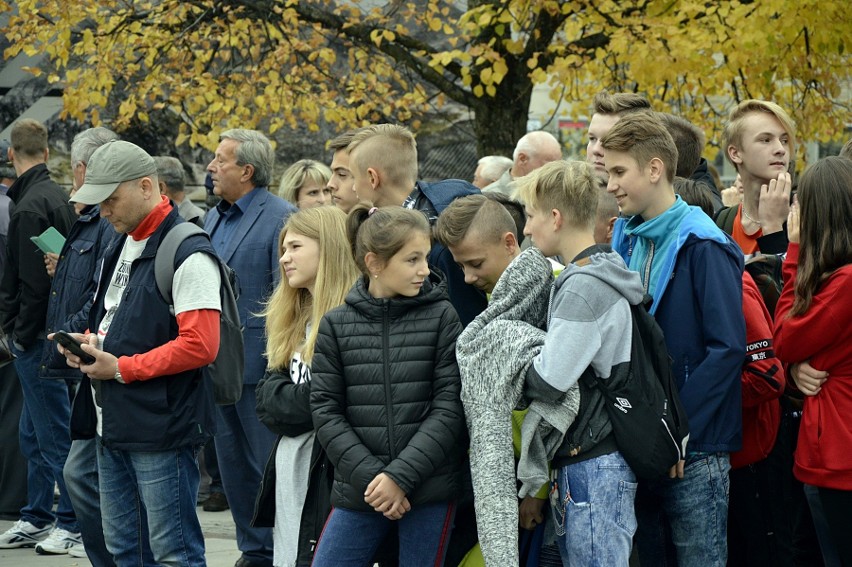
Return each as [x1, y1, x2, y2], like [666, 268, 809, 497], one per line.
[526, 287, 602, 402]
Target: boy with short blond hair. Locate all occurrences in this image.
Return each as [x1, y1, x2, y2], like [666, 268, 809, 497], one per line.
[720, 99, 796, 255]
[518, 159, 646, 565]
[603, 112, 746, 567]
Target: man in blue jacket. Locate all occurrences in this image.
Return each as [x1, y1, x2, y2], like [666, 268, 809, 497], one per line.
[205, 129, 296, 567]
[604, 112, 746, 567]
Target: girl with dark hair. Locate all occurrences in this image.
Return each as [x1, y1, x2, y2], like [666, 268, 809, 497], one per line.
[309, 203, 466, 567]
[774, 156, 852, 566]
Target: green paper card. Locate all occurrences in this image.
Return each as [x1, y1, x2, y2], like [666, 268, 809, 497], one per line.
[30, 226, 66, 255]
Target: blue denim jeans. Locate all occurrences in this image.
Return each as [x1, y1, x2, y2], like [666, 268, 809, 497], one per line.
[97, 439, 204, 567]
[552, 451, 637, 567]
[12, 340, 77, 531]
[635, 451, 731, 567]
[215, 384, 275, 565]
[312, 502, 456, 567]
[64, 438, 155, 567]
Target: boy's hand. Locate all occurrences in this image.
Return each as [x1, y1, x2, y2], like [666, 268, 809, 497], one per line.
[668, 459, 685, 479]
[519, 496, 545, 531]
[758, 172, 791, 234]
[365, 473, 409, 519]
[721, 174, 743, 208]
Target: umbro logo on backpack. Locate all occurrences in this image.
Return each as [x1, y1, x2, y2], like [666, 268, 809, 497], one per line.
[614, 398, 632, 413]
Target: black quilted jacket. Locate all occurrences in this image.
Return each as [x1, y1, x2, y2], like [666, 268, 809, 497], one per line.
[310, 271, 466, 512]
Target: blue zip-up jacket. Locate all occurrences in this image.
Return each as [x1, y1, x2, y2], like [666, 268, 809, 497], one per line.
[612, 202, 746, 453]
[71, 207, 216, 451]
[41, 205, 116, 379]
[416, 179, 488, 326]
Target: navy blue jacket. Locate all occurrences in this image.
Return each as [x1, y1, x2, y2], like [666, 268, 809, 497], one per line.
[204, 189, 296, 385]
[613, 207, 746, 453]
[72, 207, 216, 451]
[41, 206, 115, 379]
[416, 179, 488, 326]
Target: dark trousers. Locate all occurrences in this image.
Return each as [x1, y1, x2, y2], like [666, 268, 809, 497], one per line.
[0, 362, 27, 519]
[728, 429, 794, 567]
[817, 488, 852, 567]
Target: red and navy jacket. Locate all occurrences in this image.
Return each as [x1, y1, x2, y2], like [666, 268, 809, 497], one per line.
[731, 272, 784, 469]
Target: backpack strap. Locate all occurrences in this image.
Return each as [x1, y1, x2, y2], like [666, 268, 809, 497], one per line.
[714, 205, 738, 236]
[154, 222, 206, 304]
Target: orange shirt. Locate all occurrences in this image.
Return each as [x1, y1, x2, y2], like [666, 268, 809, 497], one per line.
[730, 205, 761, 255]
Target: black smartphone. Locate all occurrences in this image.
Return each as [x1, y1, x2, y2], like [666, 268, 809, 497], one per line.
[54, 331, 96, 365]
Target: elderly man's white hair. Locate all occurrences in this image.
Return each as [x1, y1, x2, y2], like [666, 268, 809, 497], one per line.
[477, 155, 513, 184]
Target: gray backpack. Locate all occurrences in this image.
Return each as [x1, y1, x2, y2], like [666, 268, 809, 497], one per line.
[154, 222, 244, 405]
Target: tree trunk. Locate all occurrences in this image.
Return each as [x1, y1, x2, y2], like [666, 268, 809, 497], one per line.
[471, 84, 533, 158]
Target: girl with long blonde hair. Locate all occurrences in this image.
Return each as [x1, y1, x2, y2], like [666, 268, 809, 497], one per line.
[254, 206, 359, 567]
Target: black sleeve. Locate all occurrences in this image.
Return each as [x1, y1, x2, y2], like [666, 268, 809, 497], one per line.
[756, 225, 789, 255]
[256, 368, 314, 437]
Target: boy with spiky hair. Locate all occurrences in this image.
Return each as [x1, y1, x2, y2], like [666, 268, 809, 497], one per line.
[518, 159, 646, 565]
[345, 124, 485, 325]
[587, 90, 651, 178]
[603, 112, 745, 566]
[720, 99, 796, 255]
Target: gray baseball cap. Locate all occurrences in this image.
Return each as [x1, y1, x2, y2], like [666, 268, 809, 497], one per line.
[71, 140, 157, 204]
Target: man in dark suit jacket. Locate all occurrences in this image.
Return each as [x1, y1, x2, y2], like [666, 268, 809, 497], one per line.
[204, 129, 296, 567]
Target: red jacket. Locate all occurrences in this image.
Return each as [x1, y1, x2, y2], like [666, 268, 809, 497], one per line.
[731, 272, 784, 469]
[774, 243, 852, 490]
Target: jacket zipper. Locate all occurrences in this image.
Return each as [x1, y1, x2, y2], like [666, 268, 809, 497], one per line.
[642, 241, 655, 295]
[382, 303, 397, 460]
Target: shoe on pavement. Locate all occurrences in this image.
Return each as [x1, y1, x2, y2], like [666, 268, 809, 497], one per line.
[35, 527, 83, 555]
[203, 491, 230, 512]
[68, 542, 88, 558]
[0, 520, 52, 549]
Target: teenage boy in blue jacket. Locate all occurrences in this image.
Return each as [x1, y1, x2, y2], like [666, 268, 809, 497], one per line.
[603, 112, 746, 567]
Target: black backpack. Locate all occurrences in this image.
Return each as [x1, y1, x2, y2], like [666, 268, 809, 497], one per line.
[715, 205, 785, 318]
[581, 299, 690, 479]
[154, 222, 244, 406]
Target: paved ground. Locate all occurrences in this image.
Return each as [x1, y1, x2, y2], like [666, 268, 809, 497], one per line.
[0, 508, 242, 566]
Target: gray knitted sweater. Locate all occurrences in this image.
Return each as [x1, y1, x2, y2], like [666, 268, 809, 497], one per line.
[456, 248, 580, 567]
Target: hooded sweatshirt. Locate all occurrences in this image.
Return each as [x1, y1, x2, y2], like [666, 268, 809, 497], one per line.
[526, 245, 646, 466]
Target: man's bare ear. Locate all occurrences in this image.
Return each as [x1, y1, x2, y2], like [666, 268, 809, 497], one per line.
[606, 216, 617, 242]
[648, 157, 664, 183]
[727, 144, 742, 166]
[240, 163, 255, 184]
[367, 167, 381, 190]
[551, 207, 563, 231]
[502, 231, 519, 254]
[140, 176, 158, 197]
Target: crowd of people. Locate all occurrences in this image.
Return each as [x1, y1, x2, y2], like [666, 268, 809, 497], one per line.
[0, 89, 850, 567]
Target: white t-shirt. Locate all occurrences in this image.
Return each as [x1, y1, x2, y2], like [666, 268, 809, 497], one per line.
[93, 234, 221, 435]
[273, 351, 314, 567]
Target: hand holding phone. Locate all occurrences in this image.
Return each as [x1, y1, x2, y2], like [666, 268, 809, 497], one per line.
[53, 331, 96, 365]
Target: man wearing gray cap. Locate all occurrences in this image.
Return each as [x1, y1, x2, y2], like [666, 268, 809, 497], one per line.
[57, 140, 221, 566]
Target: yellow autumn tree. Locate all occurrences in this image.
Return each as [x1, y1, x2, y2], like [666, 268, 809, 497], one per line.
[1, 0, 848, 157]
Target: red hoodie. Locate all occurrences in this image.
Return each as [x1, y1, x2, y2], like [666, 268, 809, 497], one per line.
[774, 243, 852, 490]
[730, 272, 784, 469]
